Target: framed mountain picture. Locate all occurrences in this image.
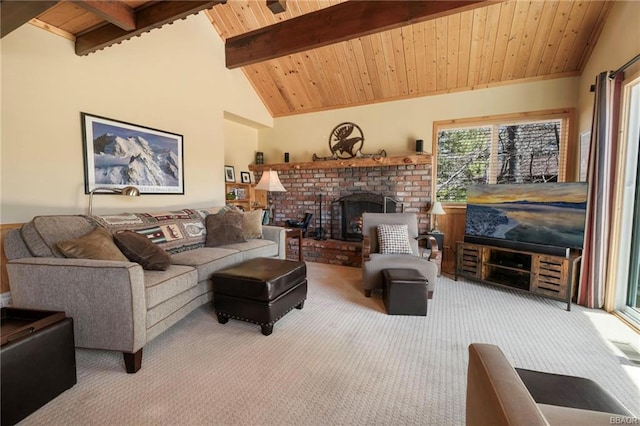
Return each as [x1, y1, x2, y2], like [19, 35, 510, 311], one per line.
[81, 112, 184, 194]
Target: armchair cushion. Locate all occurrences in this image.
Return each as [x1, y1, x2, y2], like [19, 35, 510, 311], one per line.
[377, 224, 412, 254]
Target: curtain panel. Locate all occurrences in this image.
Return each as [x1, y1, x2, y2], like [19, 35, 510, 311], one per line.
[578, 72, 623, 308]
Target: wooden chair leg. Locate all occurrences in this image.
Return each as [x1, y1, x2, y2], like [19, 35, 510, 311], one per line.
[123, 349, 143, 374]
[365, 289, 372, 297]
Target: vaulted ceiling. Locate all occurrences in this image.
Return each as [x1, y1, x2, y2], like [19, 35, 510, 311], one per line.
[2, 0, 614, 117]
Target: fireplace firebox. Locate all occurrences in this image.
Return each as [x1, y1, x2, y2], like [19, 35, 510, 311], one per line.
[331, 192, 401, 241]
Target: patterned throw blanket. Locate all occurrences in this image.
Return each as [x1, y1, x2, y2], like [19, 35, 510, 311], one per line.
[92, 207, 221, 254]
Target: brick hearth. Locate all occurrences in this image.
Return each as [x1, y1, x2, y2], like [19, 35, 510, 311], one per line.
[252, 156, 434, 267]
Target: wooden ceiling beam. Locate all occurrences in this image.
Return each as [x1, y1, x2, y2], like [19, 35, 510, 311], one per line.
[75, 0, 226, 56]
[1, 0, 59, 38]
[225, 0, 496, 69]
[72, 1, 136, 32]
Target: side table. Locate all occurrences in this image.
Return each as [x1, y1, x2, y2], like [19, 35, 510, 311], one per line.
[285, 228, 303, 261]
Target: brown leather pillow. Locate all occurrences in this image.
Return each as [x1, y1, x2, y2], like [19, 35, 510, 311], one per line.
[57, 227, 129, 261]
[205, 210, 246, 247]
[113, 230, 171, 271]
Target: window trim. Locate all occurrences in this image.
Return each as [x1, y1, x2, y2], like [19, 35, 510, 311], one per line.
[431, 108, 576, 203]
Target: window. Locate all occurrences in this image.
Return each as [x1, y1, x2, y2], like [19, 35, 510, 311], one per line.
[433, 110, 573, 202]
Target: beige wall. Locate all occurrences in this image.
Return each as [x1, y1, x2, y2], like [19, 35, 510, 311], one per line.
[0, 13, 272, 224]
[577, 1, 640, 135]
[259, 77, 579, 164]
[223, 118, 260, 184]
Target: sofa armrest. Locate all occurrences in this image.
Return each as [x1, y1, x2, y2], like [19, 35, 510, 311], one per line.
[262, 226, 286, 259]
[6, 257, 146, 353]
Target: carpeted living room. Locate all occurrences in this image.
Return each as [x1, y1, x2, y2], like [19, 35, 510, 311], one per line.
[6, 262, 640, 425]
[2, 1, 640, 425]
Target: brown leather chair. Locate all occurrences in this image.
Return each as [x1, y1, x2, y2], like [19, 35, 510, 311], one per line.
[466, 343, 635, 425]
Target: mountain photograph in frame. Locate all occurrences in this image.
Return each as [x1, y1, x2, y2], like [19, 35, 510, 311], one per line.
[81, 112, 184, 194]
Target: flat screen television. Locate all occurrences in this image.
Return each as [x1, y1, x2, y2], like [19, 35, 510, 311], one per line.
[464, 182, 588, 256]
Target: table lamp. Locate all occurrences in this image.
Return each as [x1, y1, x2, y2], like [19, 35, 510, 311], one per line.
[255, 170, 286, 224]
[428, 201, 446, 233]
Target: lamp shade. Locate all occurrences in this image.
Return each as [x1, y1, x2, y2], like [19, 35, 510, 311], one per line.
[255, 170, 286, 192]
[428, 201, 446, 215]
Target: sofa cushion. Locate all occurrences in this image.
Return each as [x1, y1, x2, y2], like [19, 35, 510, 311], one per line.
[171, 247, 242, 282]
[114, 230, 171, 271]
[146, 280, 212, 332]
[205, 210, 246, 247]
[21, 215, 96, 258]
[143, 265, 198, 310]
[93, 208, 218, 254]
[223, 239, 279, 261]
[242, 209, 264, 239]
[57, 227, 129, 262]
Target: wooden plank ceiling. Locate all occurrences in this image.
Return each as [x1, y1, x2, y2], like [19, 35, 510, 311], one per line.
[19, 0, 613, 117]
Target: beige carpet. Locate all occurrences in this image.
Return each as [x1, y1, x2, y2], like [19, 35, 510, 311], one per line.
[19, 263, 640, 425]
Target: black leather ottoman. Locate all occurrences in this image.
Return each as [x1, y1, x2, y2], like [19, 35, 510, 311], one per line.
[212, 258, 307, 335]
[382, 268, 428, 316]
[1, 308, 77, 426]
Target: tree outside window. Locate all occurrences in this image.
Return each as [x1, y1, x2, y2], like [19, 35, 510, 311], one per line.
[435, 114, 568, 203]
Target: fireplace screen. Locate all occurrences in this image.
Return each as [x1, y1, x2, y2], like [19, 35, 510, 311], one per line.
[331, 192, 400, 241]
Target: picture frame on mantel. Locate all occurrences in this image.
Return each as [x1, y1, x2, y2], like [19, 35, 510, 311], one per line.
[224, 165, 236, 182]
[81, 112, 184, 194]
[240, 171, 251, 184]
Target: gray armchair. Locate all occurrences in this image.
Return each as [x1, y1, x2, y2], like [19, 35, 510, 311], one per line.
[361, 212, 439, 298]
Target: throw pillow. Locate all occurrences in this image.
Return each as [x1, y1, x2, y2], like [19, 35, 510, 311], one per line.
[57, 227, 129, 261]
[113, 230, 172, 271]
[205, 210, 246, 247]
[242, 209, 264, 239]
[377, 224, 413, 255]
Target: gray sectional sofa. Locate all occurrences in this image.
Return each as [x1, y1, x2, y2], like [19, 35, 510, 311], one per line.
[4, 207, 285, 373]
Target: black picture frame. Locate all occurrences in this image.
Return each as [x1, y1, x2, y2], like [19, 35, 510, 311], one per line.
[81, 112, 184, 194]
[240, 171, 251, 183]
[224, 165, 236, 182]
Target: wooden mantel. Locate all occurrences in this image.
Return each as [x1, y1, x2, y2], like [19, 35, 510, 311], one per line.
[249, 154, 432, 172]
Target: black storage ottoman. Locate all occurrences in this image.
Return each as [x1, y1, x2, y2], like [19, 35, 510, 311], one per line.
[1, 308, 77, 426]
[212, 257, 307, 335]
[382, 268, 428, 316]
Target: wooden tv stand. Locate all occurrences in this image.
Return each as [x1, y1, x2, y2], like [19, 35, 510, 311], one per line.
[455, 242, 581, 311]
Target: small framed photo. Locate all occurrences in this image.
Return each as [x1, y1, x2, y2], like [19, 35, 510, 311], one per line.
[224, 165, 235, 182]
[240, 171, 251, 184]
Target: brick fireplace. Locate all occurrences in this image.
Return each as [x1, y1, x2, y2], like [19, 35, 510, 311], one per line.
[250, 155, 433, 267]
